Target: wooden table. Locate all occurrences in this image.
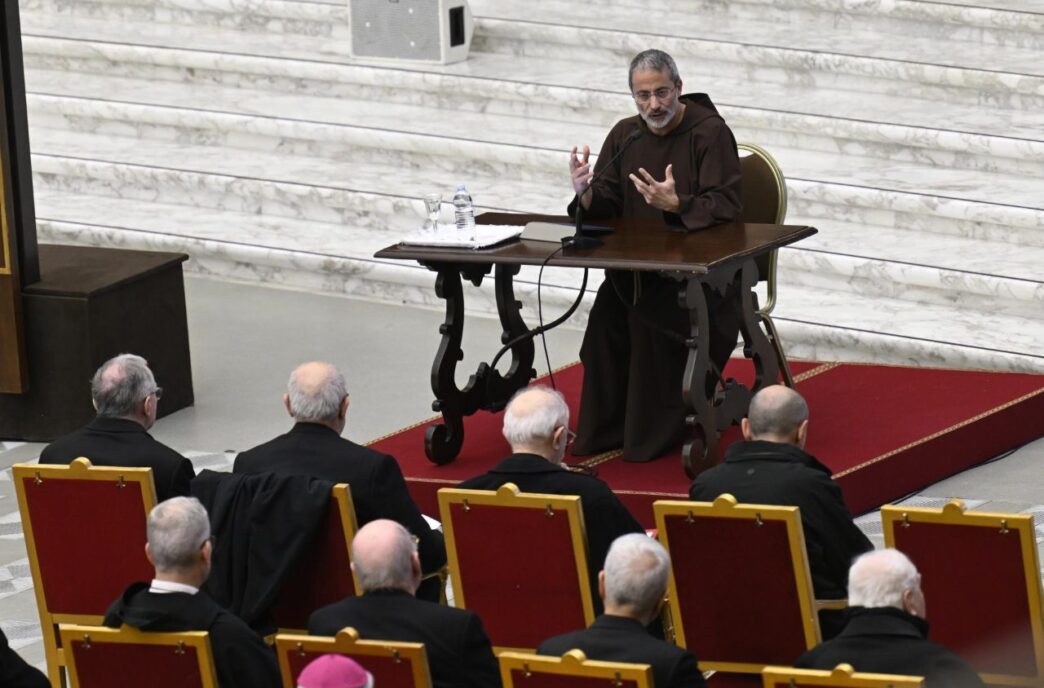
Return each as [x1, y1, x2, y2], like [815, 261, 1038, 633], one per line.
[375, 212, 817, 477]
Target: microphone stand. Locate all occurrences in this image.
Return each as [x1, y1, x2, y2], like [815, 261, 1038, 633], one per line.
[562, 128, 644, 250]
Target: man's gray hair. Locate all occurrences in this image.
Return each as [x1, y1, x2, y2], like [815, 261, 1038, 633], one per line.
[287, 363, 348, 423]
[147, 497, 211, 572]
[603, 534, 670, 616]
[747, 386, 809, 438]
[628, 49, 681, 90]
[501, 386, 569, 448]
[91, 354, 158, 418]
[352, 521, 417, 593]
[848, 549, 920, 609]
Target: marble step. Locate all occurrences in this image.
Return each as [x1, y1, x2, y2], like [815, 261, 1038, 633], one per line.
[21, 39, 1044, 181]
[29, 144, 1044, 306]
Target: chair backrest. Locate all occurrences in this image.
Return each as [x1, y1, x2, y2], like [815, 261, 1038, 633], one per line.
[270, 483, 360, 632]
[275, 628, 432, 688]
[738, 143, 788, 287]
[762, 663, 924, 688]
[499, 649, 653, 688]
[655, 495, 820, 675]
[60, 624, 218, 688]
[881, 500, 1044, 685]
[438, 483, 596, 652]
[14, 458, 157, 684]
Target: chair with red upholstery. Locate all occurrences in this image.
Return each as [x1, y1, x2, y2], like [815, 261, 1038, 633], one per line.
[275, 628, 432, 688]
[270, 483, 360, 632]
[881, 499, 1044, 686]
[499, 649, 653, 688]
[438, 483, 596, 653]
[14, 458, 157, 687]
[654, 495, 821, 687]
[59, 624, 218, 688]
[762, 663, 923, 688]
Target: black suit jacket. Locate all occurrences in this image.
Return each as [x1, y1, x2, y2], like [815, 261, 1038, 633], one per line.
[538, 615, 706, 688]
[457, 453, 644, 594]
[0, 629, 48, 688]
[689, 440, 872, 599]
[308, 588, 501, 688]
[39, 417, 195, 502]
[104, 582, 281, 688]
[795, 607, 985, 688]
[233, 423, 445, 575]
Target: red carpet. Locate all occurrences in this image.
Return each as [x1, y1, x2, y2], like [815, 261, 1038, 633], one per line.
[369, 360, 1044, 527]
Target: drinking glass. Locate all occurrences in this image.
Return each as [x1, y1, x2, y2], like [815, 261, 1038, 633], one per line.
[423, 194, 442, 234]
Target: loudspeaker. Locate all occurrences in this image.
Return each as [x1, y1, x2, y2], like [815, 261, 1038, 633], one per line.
[349, 0, 473, 65]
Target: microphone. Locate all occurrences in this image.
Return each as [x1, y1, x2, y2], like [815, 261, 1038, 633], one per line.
[563, 128, 644, 249]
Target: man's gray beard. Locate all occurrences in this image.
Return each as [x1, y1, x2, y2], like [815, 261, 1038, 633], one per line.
[640, 102, 678, 130]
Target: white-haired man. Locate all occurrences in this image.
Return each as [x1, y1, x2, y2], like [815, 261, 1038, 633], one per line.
[538, 534, 705, 688]
[104, 497, 280, 688]
[309, 520, 500, 688]
[234, 361, 445, 600]
[458, 386, 644, 607]
[40, 353, 194, 501]
[796, 549, 984, 687]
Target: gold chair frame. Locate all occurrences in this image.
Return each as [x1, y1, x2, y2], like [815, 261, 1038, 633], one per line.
[14, 458, 157, 687]
[59, 624, 218, 688]
[762, 663, 924, 687]
[438, 483, 596, 654]
[738, 142, 794, 387]
[881, 499, 1044, 686]
[655, 494, 821, 675]
[499, 649, 653, 687]
[275, 628, 432, 688]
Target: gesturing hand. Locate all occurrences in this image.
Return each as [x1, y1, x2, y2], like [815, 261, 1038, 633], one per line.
[629, 164, 681, 213]
[569, 145, 593, 196]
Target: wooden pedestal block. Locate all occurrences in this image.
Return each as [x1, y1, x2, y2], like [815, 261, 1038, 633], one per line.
[0, 244, 194, 441]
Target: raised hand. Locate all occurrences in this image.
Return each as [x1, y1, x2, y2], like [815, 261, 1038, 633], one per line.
[629, 164, 680, 213]
[569, 145, 593, 196]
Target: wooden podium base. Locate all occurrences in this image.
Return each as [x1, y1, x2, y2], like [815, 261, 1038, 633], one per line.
[0, 244, 194, 441]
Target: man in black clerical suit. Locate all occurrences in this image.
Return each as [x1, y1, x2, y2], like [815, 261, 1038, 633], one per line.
[104, 497, 281, 688]
[796, 549, 984, 687]
[567, 48, 743, 462]
[689, 384, 872, 605]
[539, 534, 705, 688]
[0, 628, 47, 688]
[309, 519, 500, 688]
[233, 361, 446, 600]
[39, 353, 194, 501]
[457, 386, 645, 608]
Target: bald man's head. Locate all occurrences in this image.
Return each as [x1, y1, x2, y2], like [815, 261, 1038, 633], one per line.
[351, 519, 421, 594]
[284, 361, 350, 433]
[743, 385, 809, 447]
[502, 386, 570, 463]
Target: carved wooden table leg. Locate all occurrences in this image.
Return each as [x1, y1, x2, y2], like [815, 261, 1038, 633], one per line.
[680, 277, 716, 479]
[423, 263, 535, 465]
[736, 258, 781, 393]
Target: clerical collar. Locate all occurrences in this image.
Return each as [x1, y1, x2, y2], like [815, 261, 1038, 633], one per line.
[149, 579, 199, 595]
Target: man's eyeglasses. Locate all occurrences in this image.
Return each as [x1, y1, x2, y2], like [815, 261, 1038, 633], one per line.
[632, 86, 676, 104]
[149, 387, 164, 401]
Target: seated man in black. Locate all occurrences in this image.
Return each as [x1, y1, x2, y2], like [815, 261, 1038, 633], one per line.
[0, 628, 48, 688]
[538, 534, 705, 688]
[233, 361, 445, 600]
[104, 497, 280, 688]
[457, 385, 645, 607]
[796, 549, 984, 687]
[309, 519, 500, 688]
[689, 384, 872, 605]
[40, 353, 194, 501]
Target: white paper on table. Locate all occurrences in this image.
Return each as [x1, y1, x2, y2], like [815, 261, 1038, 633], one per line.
[399, 224, 523, 249]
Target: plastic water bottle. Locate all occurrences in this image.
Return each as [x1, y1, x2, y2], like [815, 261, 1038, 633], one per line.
[453, 183, 476, 239]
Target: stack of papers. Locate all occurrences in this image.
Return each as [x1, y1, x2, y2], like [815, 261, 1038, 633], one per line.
[399, 224, 524, 249]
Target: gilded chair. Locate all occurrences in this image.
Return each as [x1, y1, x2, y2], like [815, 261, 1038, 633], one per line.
[499, 649, 653, 688]
[654, 495, 820, 686]
[762, 663, 923, 688]
[738, 142, 794, 387]
[882, 500, 1044, 686]
[14, 458, 157, 687]
[270, 483, 361, 632]
[438, 483, 596, 653]
[275, 628, 432, 688]
[59, 624, 217, 688]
